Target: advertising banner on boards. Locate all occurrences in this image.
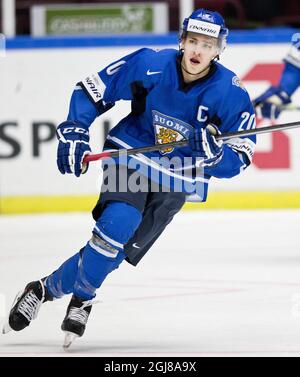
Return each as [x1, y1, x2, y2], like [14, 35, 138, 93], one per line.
[1, 37, 300, 212]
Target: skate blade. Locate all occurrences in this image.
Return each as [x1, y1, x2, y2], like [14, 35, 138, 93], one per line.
[2, 290, 23, 335]
[63, 332, 78, 349]
[2, 322, 12, 334]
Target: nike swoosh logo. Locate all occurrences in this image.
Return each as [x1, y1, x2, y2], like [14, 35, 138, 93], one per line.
[147, 69, 162, 76]
[132, 243, 140, 249]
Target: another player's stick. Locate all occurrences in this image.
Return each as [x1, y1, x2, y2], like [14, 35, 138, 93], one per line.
[280, 104, 300, 112]
[83, 120, 300, 163]
[255, 104, 300, 112]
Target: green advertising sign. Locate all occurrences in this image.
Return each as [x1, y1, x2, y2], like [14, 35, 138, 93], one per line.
[31, 3, 168, 35]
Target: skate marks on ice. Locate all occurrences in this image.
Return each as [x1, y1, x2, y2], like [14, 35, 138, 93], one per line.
[1, 211, 300, 355]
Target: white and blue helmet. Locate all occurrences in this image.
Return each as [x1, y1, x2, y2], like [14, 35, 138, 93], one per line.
[180, 9, 229, 53]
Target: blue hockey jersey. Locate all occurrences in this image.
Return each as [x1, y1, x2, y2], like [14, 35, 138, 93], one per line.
[67, 48, 256, 201]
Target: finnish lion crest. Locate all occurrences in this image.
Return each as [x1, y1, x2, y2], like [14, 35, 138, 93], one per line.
[152, 110, 193, 155]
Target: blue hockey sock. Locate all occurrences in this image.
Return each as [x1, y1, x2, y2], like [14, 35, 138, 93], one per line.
[73, 242, 126, 300]
[45, 250, 83, 299]
[73, 201, 142, 300]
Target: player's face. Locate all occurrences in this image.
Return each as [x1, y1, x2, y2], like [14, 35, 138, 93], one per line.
[181, 32, 219, 82]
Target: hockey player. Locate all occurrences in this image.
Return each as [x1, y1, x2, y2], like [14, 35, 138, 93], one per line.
[253, 37, 300, 119]
[3, 9, 256, 347]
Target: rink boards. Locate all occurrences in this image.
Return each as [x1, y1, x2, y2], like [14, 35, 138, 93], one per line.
[1, 32, 300, 213]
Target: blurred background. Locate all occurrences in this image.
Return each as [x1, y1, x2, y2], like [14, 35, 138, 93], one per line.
[2, 0, 300, 35]
[1, 0, 300, 214]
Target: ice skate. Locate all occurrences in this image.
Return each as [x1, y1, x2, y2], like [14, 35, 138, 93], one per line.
[61, 295, 95, 348]
[2, 280, 52, 334]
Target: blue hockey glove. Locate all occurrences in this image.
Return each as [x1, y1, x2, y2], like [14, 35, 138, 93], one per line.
[253, 86, 291, 120]
[189, 124, 223, 166]
[56, 121, 91, 177]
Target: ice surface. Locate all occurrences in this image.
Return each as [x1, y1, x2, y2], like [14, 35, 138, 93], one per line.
[1, 210, 300, 356]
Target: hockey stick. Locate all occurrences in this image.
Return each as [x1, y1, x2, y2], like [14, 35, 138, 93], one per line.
[83, 120, 300, 163]
[280, 104, 300, 112]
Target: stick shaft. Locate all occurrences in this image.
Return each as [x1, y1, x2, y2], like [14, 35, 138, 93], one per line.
[84, 120, 300, 163]
[218, 120, 300, 140]
[281, 105, 300, 112]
